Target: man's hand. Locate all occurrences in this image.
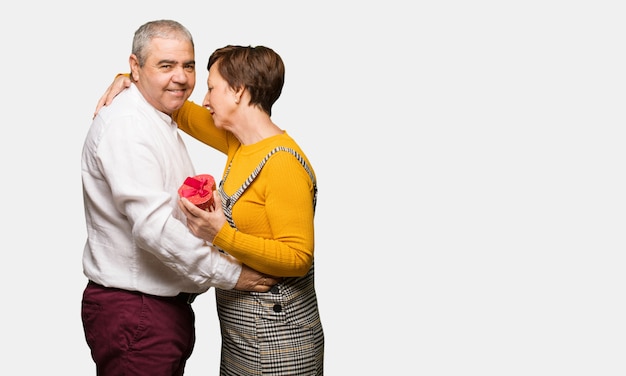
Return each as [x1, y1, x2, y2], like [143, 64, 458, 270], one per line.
[235, 264, 281, 292]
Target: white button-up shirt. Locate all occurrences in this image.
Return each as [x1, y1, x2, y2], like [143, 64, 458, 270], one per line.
[81, 83, 241, 296]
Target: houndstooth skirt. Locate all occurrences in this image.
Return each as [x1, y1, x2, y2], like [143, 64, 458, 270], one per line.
[216, 264, 324, 375]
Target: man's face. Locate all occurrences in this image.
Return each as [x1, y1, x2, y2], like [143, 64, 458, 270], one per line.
[131, 37, 195, 115]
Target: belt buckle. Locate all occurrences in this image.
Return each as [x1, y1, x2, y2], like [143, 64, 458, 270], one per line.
[177, 292, 198, 304]
[186, 293, 197, 304]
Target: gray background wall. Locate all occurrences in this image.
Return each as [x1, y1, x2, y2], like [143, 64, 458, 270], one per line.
[1, 1, 623, 374]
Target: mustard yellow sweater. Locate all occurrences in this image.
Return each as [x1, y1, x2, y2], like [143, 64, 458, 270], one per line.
[173, 101, 316, 277]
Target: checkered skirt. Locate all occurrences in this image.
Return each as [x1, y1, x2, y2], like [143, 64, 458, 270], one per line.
[216, 264, 324, 375]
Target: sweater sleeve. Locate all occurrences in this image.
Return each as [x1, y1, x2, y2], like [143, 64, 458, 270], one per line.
[173, 101, 230, 154]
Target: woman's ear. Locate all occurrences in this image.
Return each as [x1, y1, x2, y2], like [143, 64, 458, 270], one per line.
[233, 86, 245, 104]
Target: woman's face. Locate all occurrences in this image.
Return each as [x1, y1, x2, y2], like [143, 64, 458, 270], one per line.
[202, 63, 238, 130]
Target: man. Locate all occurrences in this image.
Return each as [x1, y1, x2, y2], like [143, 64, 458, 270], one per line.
[80, 20, 276, 375]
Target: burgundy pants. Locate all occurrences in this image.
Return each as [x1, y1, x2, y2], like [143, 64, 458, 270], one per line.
[81, 281, 196, 376]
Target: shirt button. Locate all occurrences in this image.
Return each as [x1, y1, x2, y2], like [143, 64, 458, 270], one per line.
[272, 304, 282, 313]
[270, 285, 279, 294]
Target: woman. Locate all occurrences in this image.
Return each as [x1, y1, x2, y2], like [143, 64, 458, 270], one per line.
[98, 45, 324, 375]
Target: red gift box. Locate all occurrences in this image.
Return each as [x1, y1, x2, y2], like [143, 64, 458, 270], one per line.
[178, 174, 216, 210]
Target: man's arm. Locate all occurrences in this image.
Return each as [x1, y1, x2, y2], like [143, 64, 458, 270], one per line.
[236, 265, 280, 292]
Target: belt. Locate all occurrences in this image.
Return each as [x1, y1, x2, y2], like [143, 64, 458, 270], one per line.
[88, 281, 198, 304]
[176, 292, 198, 304]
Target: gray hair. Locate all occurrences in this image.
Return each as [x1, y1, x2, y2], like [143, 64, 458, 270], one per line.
[132, 19, 194, 66]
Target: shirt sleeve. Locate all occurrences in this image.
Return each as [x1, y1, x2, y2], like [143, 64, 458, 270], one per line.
[95, 111, 242, 290]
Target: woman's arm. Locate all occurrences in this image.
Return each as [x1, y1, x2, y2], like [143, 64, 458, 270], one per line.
[172, 101, 230, 154]
[92, 74, 230, 154]
[180, 153, 316, 277]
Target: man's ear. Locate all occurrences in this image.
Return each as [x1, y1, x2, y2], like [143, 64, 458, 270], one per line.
[129, 54, 140, 82]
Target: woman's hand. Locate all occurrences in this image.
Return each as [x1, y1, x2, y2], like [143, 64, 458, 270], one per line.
[178, 192, 227, 243]
[180, 192, 282, 292]
[93, 74, 132, 118]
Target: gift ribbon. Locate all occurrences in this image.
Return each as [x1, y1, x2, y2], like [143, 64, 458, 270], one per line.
[180, 176, 210, 198]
